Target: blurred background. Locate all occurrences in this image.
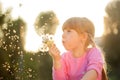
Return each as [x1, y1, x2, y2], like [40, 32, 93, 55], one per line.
[0, 0, 120, 80]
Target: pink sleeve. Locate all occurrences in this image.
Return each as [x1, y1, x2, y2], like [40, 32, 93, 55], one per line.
[52, 54, 67, 80]
[86, 47, 104, 80]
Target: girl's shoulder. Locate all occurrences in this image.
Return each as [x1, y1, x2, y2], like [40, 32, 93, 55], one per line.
[88, 47, 101, 53]
[87, 47, 102, 58]
[86, 47, 104, 65]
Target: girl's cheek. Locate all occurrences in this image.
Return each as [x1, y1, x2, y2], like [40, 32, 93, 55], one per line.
[62, 32, 66, 38]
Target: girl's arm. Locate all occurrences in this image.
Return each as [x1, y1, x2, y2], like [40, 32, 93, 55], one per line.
[82, 47, 104, 80]
[49, 44, 67, 80]
[81, 70, 97, 80]
[49, 44, 61, 69]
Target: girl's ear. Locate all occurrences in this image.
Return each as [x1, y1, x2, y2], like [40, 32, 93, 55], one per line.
[81, 32, 88, 41]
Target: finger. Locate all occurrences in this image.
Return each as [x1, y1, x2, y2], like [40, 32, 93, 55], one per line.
[49, 45, 60, 57]
[47, 40, 54, 48]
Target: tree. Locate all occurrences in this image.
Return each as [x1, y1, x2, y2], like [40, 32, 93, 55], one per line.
[34, 10, 59, 35]
[33, 10, 59, 80]
[0, 8, 26, 79]
[101, 0, 120, 80]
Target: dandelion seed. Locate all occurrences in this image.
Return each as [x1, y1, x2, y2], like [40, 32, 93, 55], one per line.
[28, 68, 32, 72]
[9, 54, 12, 57]
[17, 47, 20, 49]
[29, 74, 32, 78]
[30, 58, 33, 61]
[41, 16, 43, 18]
[13, 30, 16, 33]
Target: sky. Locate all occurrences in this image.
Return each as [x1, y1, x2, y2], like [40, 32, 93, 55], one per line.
[0, 0, 110, 53]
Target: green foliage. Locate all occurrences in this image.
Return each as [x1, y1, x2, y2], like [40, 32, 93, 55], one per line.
[101, 0, 120, 80]
[0, 5, 53, 80]
[0, 8, 26, 79]
[0, 7, 12, 26]
[102, 33, 120, 80]
[0, 14, 5, 26]
[105, 0, 120, 22]
[22, 52, 53, 80]
[34, 10, 59, 35]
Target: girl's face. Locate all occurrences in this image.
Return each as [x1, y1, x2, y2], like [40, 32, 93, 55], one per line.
[62, 28, 82, 51]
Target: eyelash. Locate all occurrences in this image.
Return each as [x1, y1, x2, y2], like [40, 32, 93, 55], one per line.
[63, 29, 72, 33]
[67, 30, 71, 32]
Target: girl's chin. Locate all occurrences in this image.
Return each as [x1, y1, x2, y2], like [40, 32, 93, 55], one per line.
[64, 47, 70, 51]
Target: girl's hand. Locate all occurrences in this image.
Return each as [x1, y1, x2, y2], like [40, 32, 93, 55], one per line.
[49, 43, 61, 61]
[49, 44, 62, 69]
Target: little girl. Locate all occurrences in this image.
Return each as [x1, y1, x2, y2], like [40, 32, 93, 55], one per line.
[49, 17, 105, 80]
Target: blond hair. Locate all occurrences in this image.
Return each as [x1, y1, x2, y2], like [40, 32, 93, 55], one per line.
[62, 17, 96, 48]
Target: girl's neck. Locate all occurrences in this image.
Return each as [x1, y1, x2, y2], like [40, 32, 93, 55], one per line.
[71, 47, 86, 58]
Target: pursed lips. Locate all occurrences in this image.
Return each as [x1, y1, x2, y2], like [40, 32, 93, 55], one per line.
[62, 39, 65, 44]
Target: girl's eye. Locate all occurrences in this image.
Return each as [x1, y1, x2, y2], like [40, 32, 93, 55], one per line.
[67, 30, 71, 32]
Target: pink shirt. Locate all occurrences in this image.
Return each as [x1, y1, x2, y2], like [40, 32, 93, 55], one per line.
[52, 47, 104, 80]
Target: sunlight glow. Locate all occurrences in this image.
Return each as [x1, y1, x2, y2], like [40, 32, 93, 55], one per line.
[1, 0, 111, 53]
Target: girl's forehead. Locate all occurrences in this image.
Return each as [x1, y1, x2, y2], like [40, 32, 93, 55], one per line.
[62, 25, 74, 30]
[62, 27, 73, 31]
